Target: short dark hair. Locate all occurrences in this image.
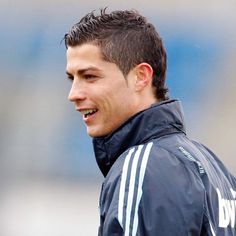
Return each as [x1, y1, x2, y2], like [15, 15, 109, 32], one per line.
[64, 8, 168, 100]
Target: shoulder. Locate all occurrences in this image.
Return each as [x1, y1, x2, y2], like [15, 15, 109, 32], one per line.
[106, 138, 202, 186]
[142, 141, 205, 196]
[106, 139, 205, 200]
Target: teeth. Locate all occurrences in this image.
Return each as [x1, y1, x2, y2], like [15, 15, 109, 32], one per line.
[81, 109, 97, 116]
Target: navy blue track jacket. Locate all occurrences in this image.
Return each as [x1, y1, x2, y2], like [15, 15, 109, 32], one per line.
[93, 99, 236, 236]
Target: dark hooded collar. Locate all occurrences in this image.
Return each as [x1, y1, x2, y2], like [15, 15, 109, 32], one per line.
[93, 99, 186, 177]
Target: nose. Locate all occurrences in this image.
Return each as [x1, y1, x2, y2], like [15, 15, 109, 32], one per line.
[68, 80, 86, 102]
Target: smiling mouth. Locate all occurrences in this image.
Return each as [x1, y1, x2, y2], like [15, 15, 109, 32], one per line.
[80, 109, 98, 118]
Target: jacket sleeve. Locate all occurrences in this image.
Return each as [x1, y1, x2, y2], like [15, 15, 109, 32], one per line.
[99, 143, 206, 236]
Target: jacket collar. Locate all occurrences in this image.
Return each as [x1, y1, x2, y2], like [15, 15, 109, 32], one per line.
[93, 99, 186, 177]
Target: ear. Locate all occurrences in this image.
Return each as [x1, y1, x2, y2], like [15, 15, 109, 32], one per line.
[133, 63, 153, 92]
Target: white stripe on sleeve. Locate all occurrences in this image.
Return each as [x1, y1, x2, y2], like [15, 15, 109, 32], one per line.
[124, 145, 144, 236]
[118, 147, 135, 228]
[209, 222, 216, 236]
[132, 142, 153, 236]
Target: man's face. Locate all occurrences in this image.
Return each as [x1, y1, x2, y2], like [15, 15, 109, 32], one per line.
[66, 43, 139, 137]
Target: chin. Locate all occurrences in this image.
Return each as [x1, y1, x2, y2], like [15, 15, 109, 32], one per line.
[88, 133, 100, 138]
[87, 127, 111, 138]
[87, 129, 105, 138]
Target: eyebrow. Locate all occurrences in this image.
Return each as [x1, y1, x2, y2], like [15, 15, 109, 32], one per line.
[66, 66, 102, 76]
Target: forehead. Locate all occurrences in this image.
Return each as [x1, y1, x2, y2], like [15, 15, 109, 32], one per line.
[66, 44, 104, 71]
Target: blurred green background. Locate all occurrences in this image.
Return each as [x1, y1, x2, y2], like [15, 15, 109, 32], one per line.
[0, 0, 236, 235]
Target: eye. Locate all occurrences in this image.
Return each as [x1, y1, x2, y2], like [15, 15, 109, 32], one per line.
[66, 75, 74, 81]
[84, 74, 97, 80]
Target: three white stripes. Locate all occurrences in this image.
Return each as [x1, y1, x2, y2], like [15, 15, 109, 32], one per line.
[118, 142, 153, 236]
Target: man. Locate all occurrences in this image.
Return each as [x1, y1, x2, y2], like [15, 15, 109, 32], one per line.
[64, 9, 236, 236]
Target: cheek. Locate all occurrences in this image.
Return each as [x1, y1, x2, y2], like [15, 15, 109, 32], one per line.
[109, 94, 134, 121]
[95, 87, 120, 108]
[93, 83, 134, 119]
